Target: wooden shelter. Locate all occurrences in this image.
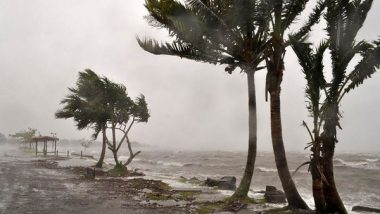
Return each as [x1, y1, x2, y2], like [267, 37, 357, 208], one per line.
[32, 136, 59, 156]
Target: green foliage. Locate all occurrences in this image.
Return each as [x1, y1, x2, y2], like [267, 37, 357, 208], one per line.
[9, 128, 37, 142]
[139, 0, 273, 74]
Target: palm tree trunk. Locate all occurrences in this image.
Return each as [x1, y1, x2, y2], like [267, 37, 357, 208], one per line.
[310, 155, 326, 212]
[269, 92, 309, 209]
[232, 71, 257, 200]
[322, 135, 347, 213]
[95, 127, 107, 168]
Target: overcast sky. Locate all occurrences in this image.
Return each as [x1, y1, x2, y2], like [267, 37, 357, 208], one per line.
[0, 1, 379, 152]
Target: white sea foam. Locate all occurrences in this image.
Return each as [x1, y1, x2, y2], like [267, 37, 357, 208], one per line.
[334, 158, 379, 170]
[257, 167, 277, 172]
[365, 158, 379, 162]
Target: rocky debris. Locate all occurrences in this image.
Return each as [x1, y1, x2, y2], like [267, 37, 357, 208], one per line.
[264, 186, 286, 203]
[84, 167, 95, 179]
[352, 205, 380, 213]
[205, 176, 236, 190]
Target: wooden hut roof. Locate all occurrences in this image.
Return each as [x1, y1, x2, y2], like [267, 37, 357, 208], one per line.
[32, 136, 59, 142]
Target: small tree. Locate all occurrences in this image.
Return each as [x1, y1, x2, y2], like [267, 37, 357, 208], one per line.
[80, 139, 94, 153]
[9, 128, 37, 143]
[0, 132, 7, 143]
[102, 77, 150, 169]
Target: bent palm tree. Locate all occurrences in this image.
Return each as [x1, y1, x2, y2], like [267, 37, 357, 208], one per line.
[138, 0, 271, 200]
[56, 69, 109, 168]
[262, 0, 326, 209]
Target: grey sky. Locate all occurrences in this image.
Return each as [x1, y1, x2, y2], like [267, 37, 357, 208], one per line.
[0, 1, 379, 152]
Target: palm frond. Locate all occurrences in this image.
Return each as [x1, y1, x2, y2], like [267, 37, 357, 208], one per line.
[344, 39, 380, 93]
[291, 0, 326, 42]
[281, 0, 309, 32]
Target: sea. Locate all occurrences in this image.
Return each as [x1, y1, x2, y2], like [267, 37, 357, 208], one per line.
[1, 142, 379, 212]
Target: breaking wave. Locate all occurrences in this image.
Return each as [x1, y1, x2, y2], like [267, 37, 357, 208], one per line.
[334, 158, 379, 170]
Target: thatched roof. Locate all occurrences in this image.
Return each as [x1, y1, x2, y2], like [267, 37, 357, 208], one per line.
[32, 136, 59, 142]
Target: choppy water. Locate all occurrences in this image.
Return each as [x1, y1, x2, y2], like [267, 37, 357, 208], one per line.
[2, 142, 380, 212]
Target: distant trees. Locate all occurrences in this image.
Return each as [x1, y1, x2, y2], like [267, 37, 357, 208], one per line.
[290, 0, 380, 213]
[0, 132, 7, 143]
[56, 70, 150, 170]
[9, 128, 37, 143]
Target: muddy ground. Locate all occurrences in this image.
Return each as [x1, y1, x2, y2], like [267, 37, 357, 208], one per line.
[0, 158, 190, 214]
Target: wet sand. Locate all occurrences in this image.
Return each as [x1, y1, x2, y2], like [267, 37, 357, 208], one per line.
[0, 158, 188, 214]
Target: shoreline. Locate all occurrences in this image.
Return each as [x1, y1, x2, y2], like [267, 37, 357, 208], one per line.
[0, 152, 317, 213]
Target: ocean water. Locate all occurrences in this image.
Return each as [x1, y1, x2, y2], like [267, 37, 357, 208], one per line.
[2, 142, 380, 212]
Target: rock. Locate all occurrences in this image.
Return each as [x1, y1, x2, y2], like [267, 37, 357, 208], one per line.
[84, 167, 95, 179]
[205, 176, 236, 190]
[352, 205, 380, 213]
[264, 185, 286, 203]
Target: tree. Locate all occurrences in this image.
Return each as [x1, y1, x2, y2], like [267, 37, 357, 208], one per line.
[138, 0, 272, 200]
[261, 0, 326, 209]
[290, 0, 380, 212]
[290, 38, 329, 212]
[0, 132, 7, 143]
[104, 84, 150, 169]
[80, 139, 94, 153]
[9, 128, 37, 143]
[56, 69, 109, 168]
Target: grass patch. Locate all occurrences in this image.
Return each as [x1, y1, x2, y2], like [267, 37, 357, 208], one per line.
[196, 201, 226, 214]
[147, 192, 171, 201]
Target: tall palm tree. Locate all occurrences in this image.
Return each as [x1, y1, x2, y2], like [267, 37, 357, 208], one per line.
[320, 0, 378, 212]
[290, 38, 329, 212]
[291, 1, 380, 212]
[138, 0, 271, 200]
[56, 69, 109, 168]
[261, 0, 326, 209]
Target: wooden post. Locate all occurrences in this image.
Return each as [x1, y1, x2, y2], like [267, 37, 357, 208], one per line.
[35, 141, 38, 156]
[54, 141, 57, 155]
[67, 150, 69, 158]
[44, 141, 47, 156]
[81, 151, 83, 158]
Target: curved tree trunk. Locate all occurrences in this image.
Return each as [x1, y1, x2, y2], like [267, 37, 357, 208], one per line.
[232, 71, 257, 200]
[111, 124, 120, 166]
[269, 92, 309, 209]
[319, 109, 347, 214]
[322, 134, 347, 213]
[310, 154, 326, 212]
[95, 127, 107, 168]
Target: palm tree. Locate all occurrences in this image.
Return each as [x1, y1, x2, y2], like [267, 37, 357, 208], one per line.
[290, 38, 329, 212]
[138, 0, 271, 200]
[261, 0, 326, 209]
[290, 1, 380, 212]
[56, 69, 109, 168]
[320, 0, 378, 212]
